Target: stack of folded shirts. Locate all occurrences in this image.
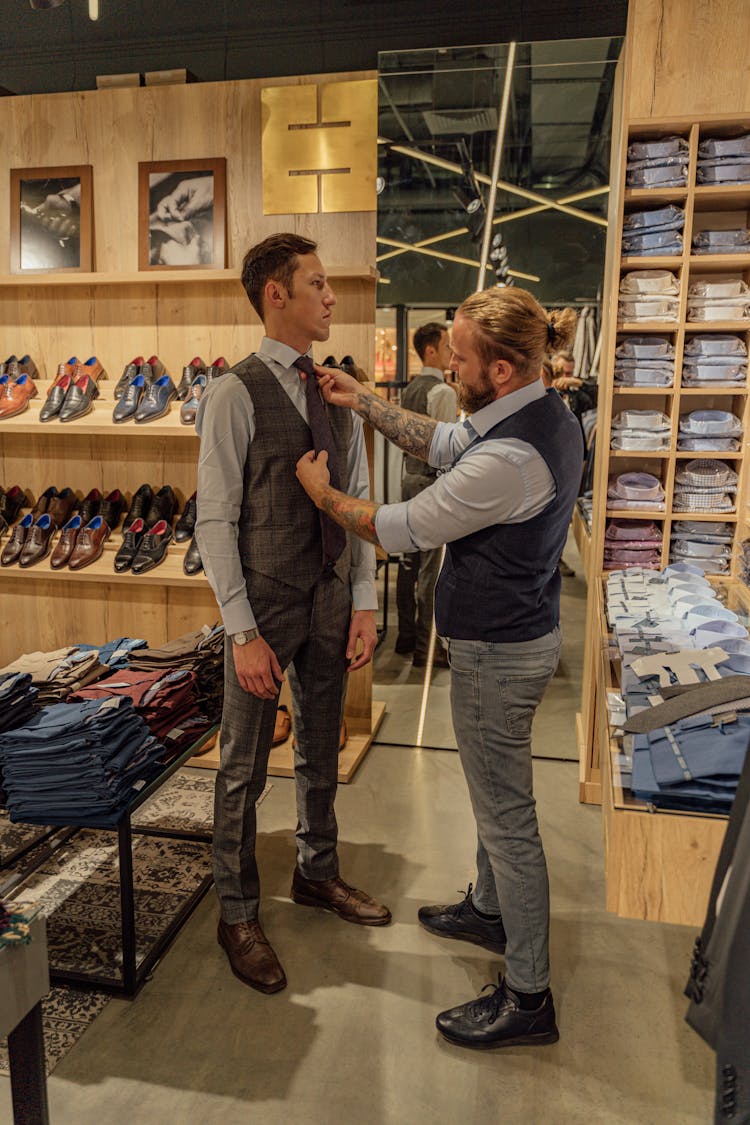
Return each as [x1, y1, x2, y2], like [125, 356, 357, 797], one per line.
[0, 672, 39, 735]
[614, 335, 675, 387]
[75, 636, 148, 670]
[610, 410, 671, 451]
[0, 696, 164, 826]
[677, 409, 742, 451]
[670, 520, 734, 574]
[631, 715, 750, 813]
[697, 133, 750, 185]
[619, 270, 680, 323]
[626, 135, 689, 188]
[739, 538, 750, 586]
[69, 666, 213, 762]
[691, 227, 750, 255]
[0, 646, 108, 707]
[621, 205, 684, 256]
[576, 496, 592, 534]
[673, 459, 738, 513]
[126, 624, 224, 726]
[681, 334, 747, 386]
[603, 519, 663, 570]
[607, 471, 666, 511]
[687, 276, 750, 321]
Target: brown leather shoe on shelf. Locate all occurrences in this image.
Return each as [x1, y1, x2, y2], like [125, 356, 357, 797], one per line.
[0, 373, 38, 419]
[291, 870, 392, 926]
[73, 356, 106, 383]
[217, 919, 286, 993]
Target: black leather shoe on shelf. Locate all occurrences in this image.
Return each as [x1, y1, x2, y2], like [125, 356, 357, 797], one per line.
[174, 492, 196, 541]
[1, 513, 33, 566]
[78, 487, 102, 526]
[114, 356, 144, 399]
[176, 357, 206, 400]
[435, 976, 559, 1051]
[131, 519, 172, 574]
[418, 884, 507, 953]
[123, 483, 154, 528]
[205, 356, 227, 384]
[144, 485, 177, 529]
[134, 374, 177, 424]
[321, 355, 338, 368]
[113, 373, 146, 423]
[183, 534, 203, 575]
[114, 517, 146, 573]
[40, 371, 72, 422]
[59, 373, 99, 423]
[100, 489, 125, 531]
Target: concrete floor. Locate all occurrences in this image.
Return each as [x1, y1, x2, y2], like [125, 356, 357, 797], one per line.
[1, 539, 716, 1124]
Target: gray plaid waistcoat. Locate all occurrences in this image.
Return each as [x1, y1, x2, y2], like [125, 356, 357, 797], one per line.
[232, 355, 352, 590]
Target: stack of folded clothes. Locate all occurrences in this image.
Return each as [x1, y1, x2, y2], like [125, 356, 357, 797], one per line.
[607, 471, 666, 512]
[605, 562, 750, 811]
[126, 625, 224, 726]
[618, 270, 680, 323]
[681, 334, 747, 387]
[677, 410, 742, 451]
[610, 409, 671, 451]
[0, 696, 164, 826]
[603, 519, 663, 570]
[69, 666, 214, 762]
[0, 646, 108, 706]
[687, 276, 750, 322]
[697, 133, 750, 185]
[691, 227, 750, 255]
[670, 520, 734, 574]
[621, 205, 684, 256]
[75, 636, 148, 670]
[673, 459, 738, 514]
[739, 539, 750, 587]
[0, 672, 39, 733]
[614, 335, 675, 387]
[626, 135, 689, 188]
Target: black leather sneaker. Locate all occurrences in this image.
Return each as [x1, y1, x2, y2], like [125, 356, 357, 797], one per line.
[436, 976, 559, 1050]
[418, 884, 507, 953]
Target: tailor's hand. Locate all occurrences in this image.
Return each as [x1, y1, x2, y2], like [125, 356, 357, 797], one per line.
[29, 190, 80, 238]
[552, 375, 583, 392]
[154, 177, 213, 223]
[311, 365, 363, 409]
[347, 610, 377, 671]
[296, 449, 331, 505]
[233, 635, 284, 700]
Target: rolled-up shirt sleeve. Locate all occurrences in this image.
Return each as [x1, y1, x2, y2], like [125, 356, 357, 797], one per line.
[194, 375, 258, 635]
[346, 413, 378, 612]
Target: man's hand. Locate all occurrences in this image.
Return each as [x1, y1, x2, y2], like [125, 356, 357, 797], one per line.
[347, 610, 377, 671]
[296, 449, 331, 505]
[552, 375, 583, 392]
[313, 366, 363, 409]
[155, 177, 214, 223]
[233, 636, 284, 699]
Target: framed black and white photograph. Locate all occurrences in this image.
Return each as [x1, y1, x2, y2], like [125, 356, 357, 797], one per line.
[10, 165, 93, 274]
[138, 157, 226, 271]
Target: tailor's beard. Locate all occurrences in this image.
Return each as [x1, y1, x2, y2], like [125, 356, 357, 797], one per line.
[456, 368, 496, 414]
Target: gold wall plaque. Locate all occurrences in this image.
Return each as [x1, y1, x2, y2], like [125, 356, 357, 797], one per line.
[261, 79, 377, 215]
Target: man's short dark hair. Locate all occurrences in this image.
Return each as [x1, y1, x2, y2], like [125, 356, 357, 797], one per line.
[241, 233, 318, 319]
[413, 321, 447, 363]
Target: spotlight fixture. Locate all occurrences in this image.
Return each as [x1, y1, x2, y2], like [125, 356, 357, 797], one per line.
[453, 160, 486, 245]
[489, 232, 513, 287]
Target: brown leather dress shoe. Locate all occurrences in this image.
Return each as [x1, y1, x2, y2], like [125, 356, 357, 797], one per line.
[291, 870, 392, 926]
[0, 373, 38, 418]
[217, 919, 286, 993]
[68, 516, 110, 570]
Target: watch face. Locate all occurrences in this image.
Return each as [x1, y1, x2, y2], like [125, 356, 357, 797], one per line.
[234, 632, 247, 645]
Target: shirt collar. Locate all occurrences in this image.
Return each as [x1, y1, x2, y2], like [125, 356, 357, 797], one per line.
[466, 378, 547, 437]
[257, 336, 312, 370]
[421, 366, 446, 381]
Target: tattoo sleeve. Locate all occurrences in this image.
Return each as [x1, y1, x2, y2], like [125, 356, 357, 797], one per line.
[354, 391, 437, 462]
[319, 488, 381, 547]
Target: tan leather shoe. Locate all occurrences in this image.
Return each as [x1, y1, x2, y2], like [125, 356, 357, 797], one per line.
[272, 705, 291, 746]
[217, 919, 286, 993]
[291, 870, 392, 926]
[0, 373, 37, 418]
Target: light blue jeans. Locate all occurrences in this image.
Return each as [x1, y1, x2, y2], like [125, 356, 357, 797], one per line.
[447, 627, 562, 993]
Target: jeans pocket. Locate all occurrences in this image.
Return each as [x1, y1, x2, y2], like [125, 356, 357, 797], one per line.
[497, 669, 556, 738]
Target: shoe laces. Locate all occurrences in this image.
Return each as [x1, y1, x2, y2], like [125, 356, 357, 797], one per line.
[466, 975, 507, 1024]
[445, 883, 474, 918]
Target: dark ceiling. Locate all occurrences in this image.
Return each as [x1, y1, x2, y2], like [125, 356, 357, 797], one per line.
[1, 0, 628, 95]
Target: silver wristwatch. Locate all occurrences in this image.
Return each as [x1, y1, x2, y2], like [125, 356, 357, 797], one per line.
[231, 628, 260, 646]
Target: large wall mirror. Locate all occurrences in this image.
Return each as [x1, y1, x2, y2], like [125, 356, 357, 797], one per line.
[371, 36, 623, 753]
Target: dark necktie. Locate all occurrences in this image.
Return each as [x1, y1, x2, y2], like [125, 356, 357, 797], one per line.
[293, 355, 347, 567]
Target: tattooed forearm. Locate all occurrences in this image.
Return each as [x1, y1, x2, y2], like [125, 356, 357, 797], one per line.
[319, 488, 382, 546]
[354, 391, 436, 462]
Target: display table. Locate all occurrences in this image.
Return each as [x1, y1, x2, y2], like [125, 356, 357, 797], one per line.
[4, 729, 217, 997]
[0, 915, 50, 1125]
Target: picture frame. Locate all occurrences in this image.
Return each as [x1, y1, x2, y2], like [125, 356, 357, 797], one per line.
[10, 164, 93, 274]
[138, 157, 226, 271]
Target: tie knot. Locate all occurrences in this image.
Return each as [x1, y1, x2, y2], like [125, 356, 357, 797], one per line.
[293, 355, 316, 379]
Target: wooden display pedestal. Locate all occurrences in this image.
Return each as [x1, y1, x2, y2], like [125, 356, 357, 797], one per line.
[191, 699, 387, 783]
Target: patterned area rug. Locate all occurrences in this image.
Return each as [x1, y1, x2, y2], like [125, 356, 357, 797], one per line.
[0, 769, 271, 1075]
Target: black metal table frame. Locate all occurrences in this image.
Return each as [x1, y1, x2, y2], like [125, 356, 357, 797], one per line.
[1, 728, 217, 998]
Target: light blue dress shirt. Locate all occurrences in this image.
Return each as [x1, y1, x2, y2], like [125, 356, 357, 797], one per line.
[195, 337, 377, 635]
[375, 379, 556, 554]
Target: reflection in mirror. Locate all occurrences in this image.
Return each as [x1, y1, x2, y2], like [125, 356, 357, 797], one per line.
[371, 37, 623, 752]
